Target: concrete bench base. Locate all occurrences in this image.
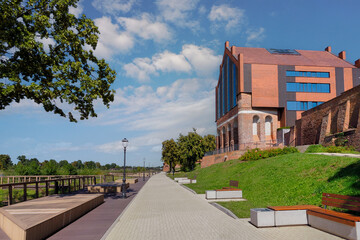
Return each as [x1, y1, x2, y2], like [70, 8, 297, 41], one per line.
[274, 210, 308, 226]
[250, 208, 274, 227]
[178, 179, 196, 184]
[308, 214, 360, 240]
[205, 189, 242, 200]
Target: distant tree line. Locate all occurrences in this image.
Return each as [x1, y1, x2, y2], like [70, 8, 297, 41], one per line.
[161, 129, 216, 172]
[0, 154, 141, 175]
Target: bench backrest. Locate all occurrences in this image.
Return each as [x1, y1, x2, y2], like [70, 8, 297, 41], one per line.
[322, 193, 360, 212]
[229, 180, 238, 188]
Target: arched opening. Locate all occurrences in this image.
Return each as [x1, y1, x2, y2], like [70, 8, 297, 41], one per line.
[227, 124, 232, 151]
[265, 116, 272, 136]
[217, 129, 221, 149]
[222, 126, 226, 150]
[253, 115, 260, 136]
[233, 120, 238, 146]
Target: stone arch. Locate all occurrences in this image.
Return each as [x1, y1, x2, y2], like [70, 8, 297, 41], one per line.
[265, 116, 272, 136]
[253, 115, 260, 136]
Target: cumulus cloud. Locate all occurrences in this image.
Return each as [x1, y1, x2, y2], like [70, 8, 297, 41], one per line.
[246, 27, 265, 46]
[69, 0, 83, 17]
[156, 0, 200, 30]
[93, 17, 134, 58]
[208, 4, 246, 33]
[123, 44, 221, 81]
[94, 77, 216, 154]
[92, 0, 136, 15]
[117, 13, 172, 43]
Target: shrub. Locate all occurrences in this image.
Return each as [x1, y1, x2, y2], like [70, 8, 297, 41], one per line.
[305, 145, 326, 153]
[240, 147, 299, 161]
[305, 144, 358, 154]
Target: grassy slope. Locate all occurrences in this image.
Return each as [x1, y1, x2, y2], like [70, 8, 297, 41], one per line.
[171, 153, 360, 218]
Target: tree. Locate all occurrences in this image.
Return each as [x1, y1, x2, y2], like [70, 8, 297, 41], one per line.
[177, 130, 204, 171]
[161, 139, 179, 173]
[41, 159, 58, 175]
[0, 154, 13, 170]
[71, 160, 84, 169]
[202, 134, 216, 153]
[0, 0, 116, 122]
[84, 160, 96, 169]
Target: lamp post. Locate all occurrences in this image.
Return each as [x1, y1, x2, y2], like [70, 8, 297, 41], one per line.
[143, 158, 145, 181]
[121, 138, 128, 198]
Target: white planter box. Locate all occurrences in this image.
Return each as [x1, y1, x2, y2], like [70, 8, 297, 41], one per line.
[178, 179, 191, 184]
[250, 208, 275, 227]
[216, 190, 242, 199]
[174, 177, 188, 182]
[274, 210, 308, 226]
[205, 190, 217, 200]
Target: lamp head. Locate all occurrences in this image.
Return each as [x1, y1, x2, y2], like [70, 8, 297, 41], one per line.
[122, 138, 129, 148]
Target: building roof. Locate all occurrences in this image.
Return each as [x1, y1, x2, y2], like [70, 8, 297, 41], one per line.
[231, 47, 356, 68]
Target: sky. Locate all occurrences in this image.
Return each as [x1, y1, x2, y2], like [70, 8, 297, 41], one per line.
[1, 0, 360, 167]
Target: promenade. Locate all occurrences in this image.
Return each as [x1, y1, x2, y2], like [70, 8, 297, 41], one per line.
[103, 172, 340, 240]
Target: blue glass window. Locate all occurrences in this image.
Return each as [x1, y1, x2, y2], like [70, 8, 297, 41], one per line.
[287, 101, 324, 111]
[286, 83, 330, 93]
[233, 64, 237, 107]
[222, 64, 225, 116]
[286, 71, 330, 78]
[227, 56, 230, 112]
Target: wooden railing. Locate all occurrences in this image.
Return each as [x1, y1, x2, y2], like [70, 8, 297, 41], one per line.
[0, 175, 115, 206]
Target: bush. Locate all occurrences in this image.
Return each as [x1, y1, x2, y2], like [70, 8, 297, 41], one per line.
[305, 145, 326, 153]
[239, 147, 299, 161]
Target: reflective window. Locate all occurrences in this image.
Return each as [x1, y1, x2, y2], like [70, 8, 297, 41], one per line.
[286, 83, 330, 93]
[287, 101, 324, 111]
[286, 71, 330, 78]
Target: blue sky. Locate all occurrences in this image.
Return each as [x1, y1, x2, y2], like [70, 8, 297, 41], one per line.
[1, 0, 359, 167]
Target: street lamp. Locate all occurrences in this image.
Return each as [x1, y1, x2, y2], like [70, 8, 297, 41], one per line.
[121, 138, 128, 198]
[143, 158, 145, 181]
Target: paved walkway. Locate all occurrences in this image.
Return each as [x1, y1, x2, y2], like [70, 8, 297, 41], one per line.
[103, 172, 340, 240]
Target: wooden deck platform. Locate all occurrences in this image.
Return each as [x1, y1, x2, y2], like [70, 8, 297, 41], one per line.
[0, 194, 104, 240]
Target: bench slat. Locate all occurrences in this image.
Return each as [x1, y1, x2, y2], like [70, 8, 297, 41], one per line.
[323, 197, 360, 208]
[308, 208, 360, 226]
[322, 201, 360, 212]
[322, 193, 360, 202]
[268, 205, 321, 211]
[216, 188, 242, 191]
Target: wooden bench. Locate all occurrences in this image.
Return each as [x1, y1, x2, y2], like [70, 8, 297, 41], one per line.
[267, 205, 322, 226]
[307, 193, 360, 240]
[205, 180, 242, 200]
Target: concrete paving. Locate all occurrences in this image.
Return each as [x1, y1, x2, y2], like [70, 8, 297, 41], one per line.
[103, 172, 340, 240]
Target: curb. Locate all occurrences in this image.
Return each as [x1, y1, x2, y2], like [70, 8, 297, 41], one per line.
[209, 202, 239, 219]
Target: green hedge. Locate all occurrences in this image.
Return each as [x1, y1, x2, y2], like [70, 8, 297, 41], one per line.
[239, 147, 299, 161]
[305, 145, 359, 154]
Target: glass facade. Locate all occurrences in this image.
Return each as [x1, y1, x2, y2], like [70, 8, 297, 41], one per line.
[216, 55, 238, 119]
[286, 82, 330, 93]
[287, 101, 324, 111]
[286, 71, 330, 78]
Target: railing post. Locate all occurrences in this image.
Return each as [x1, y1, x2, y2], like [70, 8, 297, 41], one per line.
[68, 179, 71, 193]
[35, 182, 39, 198]
[78, 178, 81, 190]
[23, 183, 27, 201]
[55, 181, 59, 194]
[61, 179, 65, 194]
[8, 186, 12, 205]
[46, 181, 49, 196]
[94, 176, 96, 185]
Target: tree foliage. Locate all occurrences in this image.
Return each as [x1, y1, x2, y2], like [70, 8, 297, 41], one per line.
[161, 129, 216, 172]
[161, 139, 178, 173]
[0, 0, 116, 122]
[0, 154, 13, 170]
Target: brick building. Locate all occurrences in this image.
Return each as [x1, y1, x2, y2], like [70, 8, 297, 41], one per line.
[286, 84, 360, 151]
[215, 41, 360, 152]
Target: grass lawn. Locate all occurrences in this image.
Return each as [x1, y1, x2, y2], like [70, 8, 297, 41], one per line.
[169, 153, 360, 218]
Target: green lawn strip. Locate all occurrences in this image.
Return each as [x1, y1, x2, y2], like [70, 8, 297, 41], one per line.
[184, 153, 360, 218]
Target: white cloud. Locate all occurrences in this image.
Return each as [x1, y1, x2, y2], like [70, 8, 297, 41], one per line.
[181, 44, 222, 75]
[69, 0, 83, 17]
[92, 0, 136, 15]
[117, 13, 172, 43]
[246, 27, 265, 46]
[123, 44, 221, 81]
[92, 75, 216, 154]
[35, 37, 56, 52]
[208, 4, 246, 33]
[156, 0, 200, 30]
[93, 17, 134, 58]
